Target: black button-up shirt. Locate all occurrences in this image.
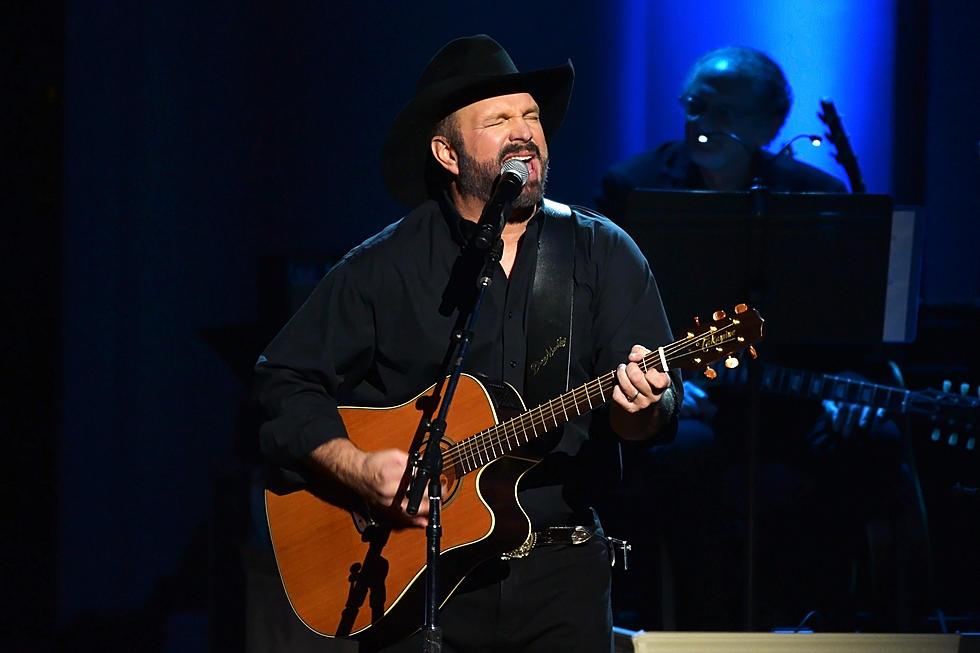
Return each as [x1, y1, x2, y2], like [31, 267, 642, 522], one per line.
[255, 195, 679, 527]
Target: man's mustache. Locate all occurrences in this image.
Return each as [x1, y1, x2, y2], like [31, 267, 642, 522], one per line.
[498, 142, 541, 162]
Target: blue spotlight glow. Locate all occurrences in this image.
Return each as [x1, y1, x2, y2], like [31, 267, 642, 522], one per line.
[615, 0, 895, 193]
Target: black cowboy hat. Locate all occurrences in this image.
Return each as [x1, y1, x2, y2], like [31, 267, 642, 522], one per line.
[381, 34, 574, 207]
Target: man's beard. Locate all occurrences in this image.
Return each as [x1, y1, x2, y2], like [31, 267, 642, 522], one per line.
[456, 144, 548, 216]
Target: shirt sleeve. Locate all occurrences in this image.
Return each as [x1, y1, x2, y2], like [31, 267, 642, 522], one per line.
[578, 210, 683, 438]
[254, 257, 377, 464]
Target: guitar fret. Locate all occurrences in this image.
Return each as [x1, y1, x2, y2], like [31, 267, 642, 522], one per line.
[492, 425, 503, 458]
[859, 384, 874, 404]
[456, 442, 467, 475]
[517, 416, 529, 443]
[809, 375, 824, 397]
[505, 418, 515, 449]
[475, 435, 484, 468]
[831, 379, 847, 400]
[788, 370, 804, 395]
[745, 364, 918, 418]
[465, 441, 474, 473]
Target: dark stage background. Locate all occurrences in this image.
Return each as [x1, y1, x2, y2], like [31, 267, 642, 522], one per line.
[4, 1, 979, 651]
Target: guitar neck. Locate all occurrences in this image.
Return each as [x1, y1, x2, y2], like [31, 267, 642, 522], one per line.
[446, 367, 623, 477]
[759, 365, 911, 414]
[443, 306, 765, 477]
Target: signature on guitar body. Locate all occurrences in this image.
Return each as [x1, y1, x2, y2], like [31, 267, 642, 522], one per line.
[264, 304, 765, 646]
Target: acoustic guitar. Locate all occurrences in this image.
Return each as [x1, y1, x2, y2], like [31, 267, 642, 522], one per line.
[701, 363, 979, 449]
[265, 304, 765, 645]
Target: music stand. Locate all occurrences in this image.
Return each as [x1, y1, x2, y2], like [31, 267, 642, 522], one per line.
[621, 190, 923, 344]
[620, 189, 924, 630]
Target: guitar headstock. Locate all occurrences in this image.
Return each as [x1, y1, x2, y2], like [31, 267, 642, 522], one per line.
[659, 303, 765, 376]
[818, 99, 845, 147]
[920, 380, 980, 452]
[818, 97, 865, 193]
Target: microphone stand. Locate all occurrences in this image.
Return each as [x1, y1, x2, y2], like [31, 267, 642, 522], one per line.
[745, 148, 766, 633]
[699, 131, 768, 630]
[405, 187, 515, 653]
[698, 131, 825, 630]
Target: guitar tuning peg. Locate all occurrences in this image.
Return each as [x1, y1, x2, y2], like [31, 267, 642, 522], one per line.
[725, 357, 739, 369]
[693, 316, 702, 327]
[960, 382, 970, 396]
[713, 310, 727, 321]
[948, 433, 959, 447]
[931, 428, 942, 442]
[748, 346, 758, 360]
[942, 379, 952, 392]
[704, 366, 717, 380]
[734, 303, 748, 314]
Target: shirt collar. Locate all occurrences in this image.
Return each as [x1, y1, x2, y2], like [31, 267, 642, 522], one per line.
[437, 190, 545, 248]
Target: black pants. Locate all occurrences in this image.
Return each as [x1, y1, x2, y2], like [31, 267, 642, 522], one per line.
[375, 536, 613, 653]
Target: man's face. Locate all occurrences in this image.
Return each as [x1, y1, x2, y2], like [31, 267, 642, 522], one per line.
[446, 92, 549, 211]
[681, 62, 779, 171]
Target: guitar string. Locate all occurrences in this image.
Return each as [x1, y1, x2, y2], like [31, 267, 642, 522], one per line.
[443, 323, 748, 471]
[442, 320, 756, 472]
[443, 332, 702, 470]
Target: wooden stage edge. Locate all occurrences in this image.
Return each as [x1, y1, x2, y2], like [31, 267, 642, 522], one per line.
[613, 629, 980, 653]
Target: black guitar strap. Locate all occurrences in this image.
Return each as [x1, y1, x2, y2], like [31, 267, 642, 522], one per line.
[523, 199, 575, 408]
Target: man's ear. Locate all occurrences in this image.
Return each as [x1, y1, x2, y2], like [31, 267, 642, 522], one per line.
[431, 136, 459, 176]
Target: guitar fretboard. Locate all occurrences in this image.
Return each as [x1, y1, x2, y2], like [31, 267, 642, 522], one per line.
[441, 310, 762, 477]
[759, 366, 910, 414]
[446, 367, 622, 476]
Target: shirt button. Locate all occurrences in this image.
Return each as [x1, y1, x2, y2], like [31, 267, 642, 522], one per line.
[507, 311, 513, 319]
[509, 360, 518, 368]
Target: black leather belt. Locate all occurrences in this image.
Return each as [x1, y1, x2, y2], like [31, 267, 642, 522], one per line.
[501, 525, 631, 568]
[501, 525, 593, 559]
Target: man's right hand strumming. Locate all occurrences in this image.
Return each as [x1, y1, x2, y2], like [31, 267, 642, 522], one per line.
[306, 437, 430, 528]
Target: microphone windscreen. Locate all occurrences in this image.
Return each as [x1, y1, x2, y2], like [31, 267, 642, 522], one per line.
[500, 159, 530, 186]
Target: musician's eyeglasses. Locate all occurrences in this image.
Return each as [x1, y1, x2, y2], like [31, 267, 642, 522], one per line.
[678, 94, 759, 126]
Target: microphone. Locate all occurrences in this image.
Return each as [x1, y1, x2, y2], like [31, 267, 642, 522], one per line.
[774, 133, 822, 158]
[697, 130, 764, 193]
[697, 131, 767, 216]
[471, 159, 530, 250]
[697, 131, 822, 159]
[697, 130, 756, 157]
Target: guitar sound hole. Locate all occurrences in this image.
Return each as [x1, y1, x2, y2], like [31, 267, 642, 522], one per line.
[440, 470, 462, 507]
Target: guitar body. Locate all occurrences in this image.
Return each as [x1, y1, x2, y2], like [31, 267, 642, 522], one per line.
[264, 374, 537, 645]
